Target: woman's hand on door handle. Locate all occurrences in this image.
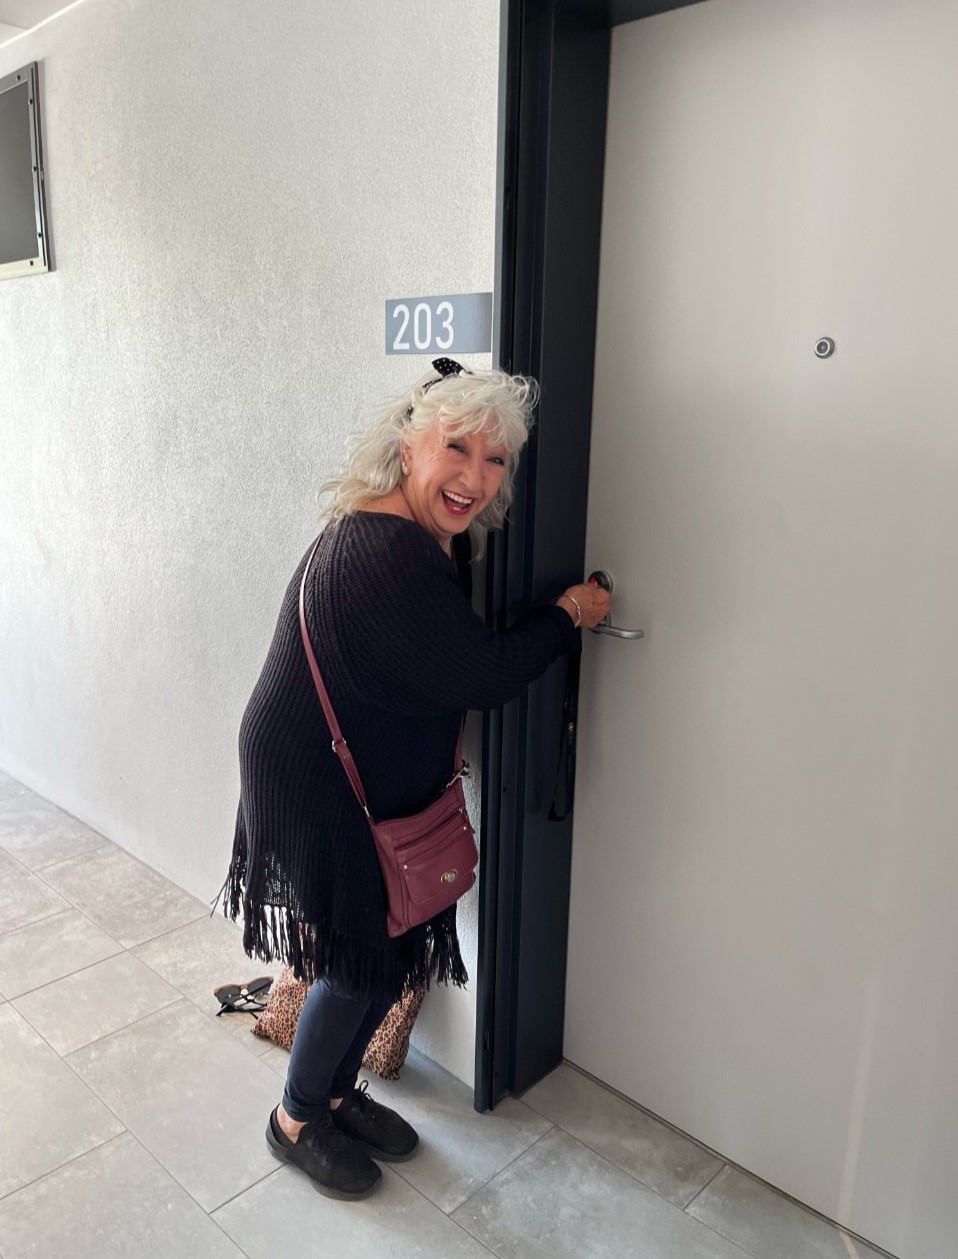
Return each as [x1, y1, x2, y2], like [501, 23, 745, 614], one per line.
[556, 583, 612, 630]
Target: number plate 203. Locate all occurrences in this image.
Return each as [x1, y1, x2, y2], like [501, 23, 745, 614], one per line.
[385, 293, 492, 356]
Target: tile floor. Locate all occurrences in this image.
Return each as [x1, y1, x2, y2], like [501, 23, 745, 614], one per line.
[0, 769, 894, 1259]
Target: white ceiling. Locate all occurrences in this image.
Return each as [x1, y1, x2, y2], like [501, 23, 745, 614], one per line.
[0, 0, 75, 33]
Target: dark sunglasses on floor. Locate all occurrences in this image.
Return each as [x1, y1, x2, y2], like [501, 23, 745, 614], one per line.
[213, 976, 273, 1016]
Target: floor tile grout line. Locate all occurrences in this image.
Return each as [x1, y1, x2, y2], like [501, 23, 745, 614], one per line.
[21, 849, 106, 885]
[517, 1073, 736, 1220]
[10, 983, 271, 1254]
[375, 1162, 511, 1259]
[127, 963, 277, 1061]
[556, 1057, 731, 1165]
[211, 1157, 502, 1259]
[0, 1129, 131, 1206]
[0, 837, 114, 877]
[6, 888, 210, 953]
[27, 854, 211, 935]
[1, 797, 241, 980]
[402, 1172, 505, 1259]
[450, 1196, 533, 1258]
[679, 1217, 771, 1259]
[0, 1099, 251, 1259]
[0, 1133, 130, 1208]
[522, 1106, 884, 1259]
[449, 1219, 504, 1259]
[697, 1213, 891, 1259]
[525, 1108, 729, 1217]
[0, 822, 113, 871]
[0, 781, 893, 1258]
[0, 796, 211, 927]
[2, 938, 132, 1002]
[0, 842, 48, 878]
[209, 1214, 258, 1259]
[682, 1160, 728, 1210]
[23, 992, 192, 1062]
[124, 911, 216, 950]
[13, 991, 187, 1060]
[128, 928, 286, 1044]
[549, 1059, 894, 1257]
[15, 998, 893, 1259]
[41, 1022, 182, 1188]
[30, 839, 115, 872]
[533, 1116, 889, 1259]
[0, 783, 110, 838]
[207, 1165, 284, 1217]
[447, 1124, 759, 1259]
[382, 1153, 476, 1223]
[0, 900, 131, 1002]
[129, 909, 245, 953]
[442, 1124, 556, 1218]
[449, 1118, 756, 1259]
[121, 1128, 259, 1259]
[30, 836, 211, 915]
[692, 1169, 894, 1258]
[5, 905, 270, 1047]
[53, 991, 276, 1070]
[0, 906, 68, 942]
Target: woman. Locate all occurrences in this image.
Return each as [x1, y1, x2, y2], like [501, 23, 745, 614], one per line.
[215, 358, 611, 1200]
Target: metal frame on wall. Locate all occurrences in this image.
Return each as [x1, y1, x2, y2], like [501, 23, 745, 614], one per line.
[0, 61, 51, 281]
[475, 0, 709, 1113]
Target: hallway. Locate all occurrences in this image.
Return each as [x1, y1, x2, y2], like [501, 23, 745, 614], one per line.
[0, 768, 886, 1258]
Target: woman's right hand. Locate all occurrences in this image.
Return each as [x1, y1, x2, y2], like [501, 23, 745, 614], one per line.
[557, 582, 611, 630]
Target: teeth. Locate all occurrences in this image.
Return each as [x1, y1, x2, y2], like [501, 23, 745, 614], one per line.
[444, 492, 473, 506]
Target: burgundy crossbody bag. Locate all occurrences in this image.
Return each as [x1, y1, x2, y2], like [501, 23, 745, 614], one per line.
[298, 533, 478, 938]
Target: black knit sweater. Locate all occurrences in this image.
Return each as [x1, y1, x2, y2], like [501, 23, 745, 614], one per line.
[217, 511, 579, 1000]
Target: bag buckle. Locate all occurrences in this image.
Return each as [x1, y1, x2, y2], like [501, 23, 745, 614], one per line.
[445, 759, 470, 789]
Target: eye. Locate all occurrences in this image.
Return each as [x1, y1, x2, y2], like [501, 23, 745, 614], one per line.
[489, 456, 505, 466]
[448, 441, 466, 453]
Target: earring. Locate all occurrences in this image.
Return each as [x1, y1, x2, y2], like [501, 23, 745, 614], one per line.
[401, 461, 409, 475]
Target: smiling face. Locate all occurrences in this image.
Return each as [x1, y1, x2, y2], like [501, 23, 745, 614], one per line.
[400, 418, 510, 552]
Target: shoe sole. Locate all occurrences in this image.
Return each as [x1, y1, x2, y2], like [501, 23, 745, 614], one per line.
[350, 1135, 419, 1164]
[266, 1123, 383, 1199]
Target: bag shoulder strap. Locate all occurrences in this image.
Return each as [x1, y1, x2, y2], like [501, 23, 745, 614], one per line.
[299, 535, 371, 817]
[298, 531, 466, 821]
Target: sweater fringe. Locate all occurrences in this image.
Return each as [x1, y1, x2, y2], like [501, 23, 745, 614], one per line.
[213, 849, 468, 1001]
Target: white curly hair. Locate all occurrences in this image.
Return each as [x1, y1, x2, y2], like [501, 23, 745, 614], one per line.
[318, 365, 540, 561]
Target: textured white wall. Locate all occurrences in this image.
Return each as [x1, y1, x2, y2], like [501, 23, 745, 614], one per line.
[0, 0, 499, 1086]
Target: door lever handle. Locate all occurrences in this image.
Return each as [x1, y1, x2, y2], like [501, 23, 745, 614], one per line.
[587, 570, 645, 640]
[592, 620, 645, 639]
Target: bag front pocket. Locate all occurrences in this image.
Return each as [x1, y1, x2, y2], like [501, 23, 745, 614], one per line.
[400, 818, 478, 907]
[394, 803, 469, 863]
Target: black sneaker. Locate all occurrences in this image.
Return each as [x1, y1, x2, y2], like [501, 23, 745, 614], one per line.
[266, 1106, 382, 1199]
[330, 1080, 419, 1163]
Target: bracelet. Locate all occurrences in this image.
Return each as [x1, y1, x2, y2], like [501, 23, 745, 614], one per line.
[557, 594, 582, 628]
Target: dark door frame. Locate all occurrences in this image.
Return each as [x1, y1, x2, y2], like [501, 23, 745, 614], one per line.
[475, 0, 710, 1113]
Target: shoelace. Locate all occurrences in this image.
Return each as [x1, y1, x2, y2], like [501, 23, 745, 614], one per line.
[304, 1111, 353, 1152]
[352, 1079, 378, 1120]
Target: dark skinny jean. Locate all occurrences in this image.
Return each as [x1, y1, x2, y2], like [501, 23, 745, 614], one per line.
[281, 973, 396, 1123]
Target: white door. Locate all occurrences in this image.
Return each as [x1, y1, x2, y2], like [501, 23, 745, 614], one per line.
[564, 3, 958, 1256]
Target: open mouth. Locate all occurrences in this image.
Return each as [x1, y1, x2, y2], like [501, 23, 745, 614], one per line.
[441, 490, 476, 517]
